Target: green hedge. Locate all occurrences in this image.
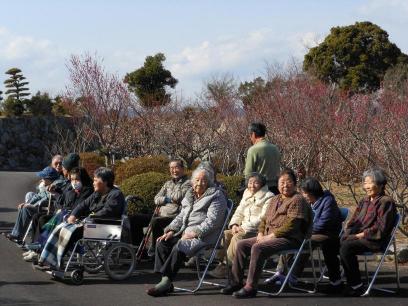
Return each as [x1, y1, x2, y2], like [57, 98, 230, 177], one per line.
[79, 152, 105, 176]
[120, 170, 244, 216]
[115, 155, 170, 184]
[218, 175, 244, 208]
[120, 171, 169, 215]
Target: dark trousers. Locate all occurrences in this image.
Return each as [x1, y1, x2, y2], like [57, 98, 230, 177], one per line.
[31, 213, 53, 243]
[232, 237, 299, 288]
[11, 205, 38, 238]
[129, 213, 173, 246]
[282, 234, 341, 282]
[151, 217, 173, 248]
[154, 237, 187, 280]
[129, 213, 151, 245]
[339, 238, 381, 286]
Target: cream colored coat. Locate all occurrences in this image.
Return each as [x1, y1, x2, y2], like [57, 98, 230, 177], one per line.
[228, 185, 274, 233]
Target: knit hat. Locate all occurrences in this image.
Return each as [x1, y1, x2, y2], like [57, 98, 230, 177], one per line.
[36, 166, 60, 181]
[62, 153, 80, 171]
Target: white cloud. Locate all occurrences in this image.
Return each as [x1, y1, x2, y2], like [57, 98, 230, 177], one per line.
[169, 29, 273, 78]
[359, 0, 408, 14]
[168, 28, 321, 81]
[0, 26, 68, 95]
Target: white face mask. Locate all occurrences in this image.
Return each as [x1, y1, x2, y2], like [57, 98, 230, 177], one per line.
[38, 181, 47, 193]
[72, 181, 82, 191]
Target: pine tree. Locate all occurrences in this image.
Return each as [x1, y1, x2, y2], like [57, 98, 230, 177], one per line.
[3, 68, 30, 116]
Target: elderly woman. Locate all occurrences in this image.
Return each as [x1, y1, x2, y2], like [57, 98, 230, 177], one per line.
[221, 168, 313, 298]
[340, 168, 397, 296]
[36, 167, 125, 270]
[269, 177, 342, 289]
[209, 172, 274, 278]
[146, 168, 228, 297]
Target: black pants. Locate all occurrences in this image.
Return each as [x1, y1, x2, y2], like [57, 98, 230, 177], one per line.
[31, 212, 53, 243]
[129, 214, 173, 246]
[339, 238, 381, 286]
[154, 237, 186, 280]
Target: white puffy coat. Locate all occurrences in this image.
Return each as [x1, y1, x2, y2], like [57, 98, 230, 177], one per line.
[228, 185, 274, 233]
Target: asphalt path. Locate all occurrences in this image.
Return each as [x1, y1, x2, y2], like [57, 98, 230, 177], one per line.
[0, 171, 407, 306]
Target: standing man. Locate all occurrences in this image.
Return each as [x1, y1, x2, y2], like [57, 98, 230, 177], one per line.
[244, 122, 281, 194]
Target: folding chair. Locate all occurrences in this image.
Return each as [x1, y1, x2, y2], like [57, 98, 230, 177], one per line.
[258, 238, 317, 296]
[316, 207, 349, 283]
[360, 213, 401, 297]
[174, 199, 234, 293]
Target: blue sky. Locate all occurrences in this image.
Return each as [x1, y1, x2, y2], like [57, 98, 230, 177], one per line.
[1, 0, 408, 99]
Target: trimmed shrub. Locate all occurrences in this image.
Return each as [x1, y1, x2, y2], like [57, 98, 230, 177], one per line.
[120, 171, 169, 215]
[217, 175, 244, 208]
[115, 155, 170, 184]
[79, 152, 106, 177]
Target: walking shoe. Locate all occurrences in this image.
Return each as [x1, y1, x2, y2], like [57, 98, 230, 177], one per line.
[209, 263, 228, 279]
[319, 282, 344, 295]
[146, 284, 174, 297]
[264, 271, 282, 284]
[265, 272, 297, 286]
[32, 261, 51, 271]
[233, 287, 257, 299]
[4, 233, 22, 244]
[184, 256, 197, 268]
[342, 284, 366, 297]
[22, 250, 33, 257]
[23, 251, 38, 262]
[220, 284, 243, 295]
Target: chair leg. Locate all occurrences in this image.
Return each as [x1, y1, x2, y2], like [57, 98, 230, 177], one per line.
[22, 220, 33, 245]
[393, 239, 400, 290]
[362, 249, 395, 296]
[364, 255, 369, 284]
[258, 240, 313, 296]
[310, 241, 317, 293]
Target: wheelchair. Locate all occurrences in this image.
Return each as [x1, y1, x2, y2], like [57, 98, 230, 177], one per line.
[48, 198, 136, 285]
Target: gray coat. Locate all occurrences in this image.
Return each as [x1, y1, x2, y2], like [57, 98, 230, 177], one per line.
[165, 187, 227, 256]
[154, 175, 191, 217]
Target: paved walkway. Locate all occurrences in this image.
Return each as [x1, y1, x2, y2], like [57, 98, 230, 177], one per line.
[0, 171, 407, 306]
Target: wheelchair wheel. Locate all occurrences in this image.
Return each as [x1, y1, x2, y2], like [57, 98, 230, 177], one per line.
[82, 241, 106, 274]
[70, 269, 84, 285]
[104, 243, 135, 281]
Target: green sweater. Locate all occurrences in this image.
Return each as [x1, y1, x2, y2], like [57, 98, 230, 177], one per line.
[244, 139, 281, 187]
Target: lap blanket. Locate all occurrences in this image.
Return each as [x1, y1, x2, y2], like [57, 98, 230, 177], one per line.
[38, 210, 66, 247]
[40, 222, 82, 268]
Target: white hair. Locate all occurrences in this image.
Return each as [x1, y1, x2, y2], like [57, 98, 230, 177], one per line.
[191, 168, 214, 187]
[363, 168, 387, 190]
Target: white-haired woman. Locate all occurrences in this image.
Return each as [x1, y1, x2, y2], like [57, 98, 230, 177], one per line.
[146, 168, 228, 297]
[209, 172, 274, 278]
[340, 168, 397, 296]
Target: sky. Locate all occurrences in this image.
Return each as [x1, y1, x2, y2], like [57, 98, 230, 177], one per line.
[1, 0, 408, 100]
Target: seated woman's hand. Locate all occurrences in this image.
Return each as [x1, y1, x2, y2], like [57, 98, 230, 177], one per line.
[355, 232, 365, 239]
[67, 215, 77, 224]
[256, 232, 264, 243]
[182, 231, 197, 240]
[17, 203, 26, 209]
[256, 232, 275, 243]
[232, 224, 242, 235]
[157, 231, 174, 242]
